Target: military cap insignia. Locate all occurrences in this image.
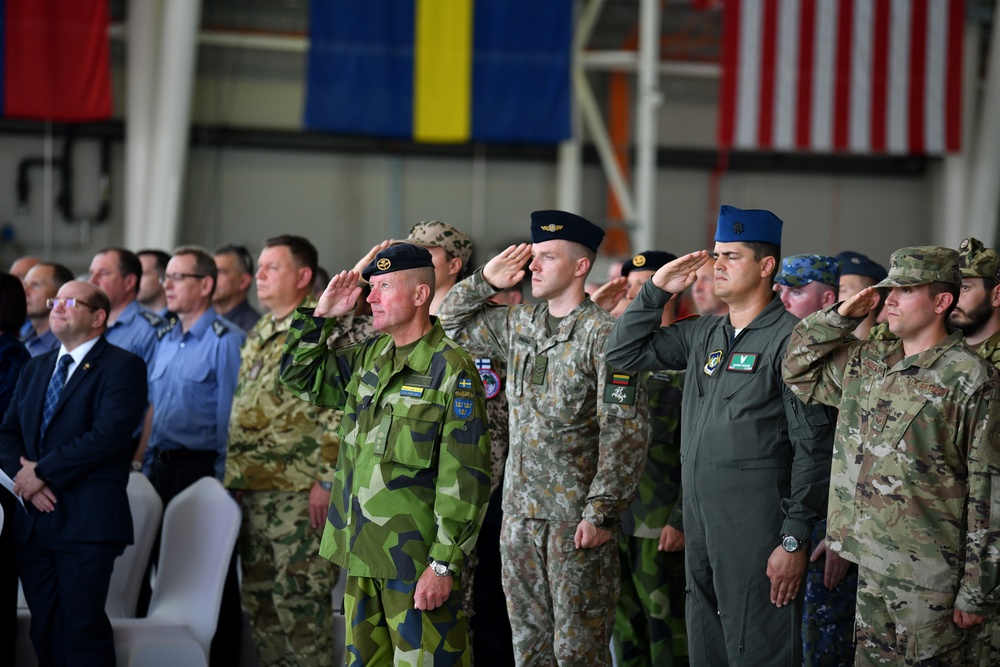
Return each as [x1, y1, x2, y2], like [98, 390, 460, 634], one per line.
[453, 390, 475, 419]
[476, 359, 500, 399]
[539, 224, 564, 232]
[851, 256, 861, 264]
[960, 238, 970, 249]
[632, 254, 646, 267]
[704, 349, 723, 376]
[376, 258, 391, 271]
[732, 222, 744, 235]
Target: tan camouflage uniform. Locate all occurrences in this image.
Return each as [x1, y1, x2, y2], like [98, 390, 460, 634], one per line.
[784, 296, 1000, 665]
[439, 269, 649, 667]
[224, 295, 365, 667]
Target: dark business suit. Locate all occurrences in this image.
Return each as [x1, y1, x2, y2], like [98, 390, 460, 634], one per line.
[0, 336, 147, 667]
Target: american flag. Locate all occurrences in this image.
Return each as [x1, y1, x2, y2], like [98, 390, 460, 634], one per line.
[718, 0, 965, 155]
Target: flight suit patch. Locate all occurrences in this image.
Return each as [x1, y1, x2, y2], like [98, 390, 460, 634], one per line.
[704, 349, 723, 376]
[726, 352, 758, 372]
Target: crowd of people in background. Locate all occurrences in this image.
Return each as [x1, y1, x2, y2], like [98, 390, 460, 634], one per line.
[0, 206, 999, 667]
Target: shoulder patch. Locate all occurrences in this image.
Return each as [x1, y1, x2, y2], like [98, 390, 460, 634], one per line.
[139, 311, 164, 328]
[212, 319, 230, 337]
[453, 390, 475, 420]
[155, 319, 178, 340]
[603, 368, 637, 405]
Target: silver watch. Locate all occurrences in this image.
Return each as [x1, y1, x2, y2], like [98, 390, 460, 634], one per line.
[429, 560, 450, 577]
[781, 535, 803, 553]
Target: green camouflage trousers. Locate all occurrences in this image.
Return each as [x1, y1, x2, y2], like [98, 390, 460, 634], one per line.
[240, 490, 337, 667]
[501, 516, 619, 666]
[344, 574, 469, 667]
[855, 566, 987, 666]
[614, 534, 687, 667]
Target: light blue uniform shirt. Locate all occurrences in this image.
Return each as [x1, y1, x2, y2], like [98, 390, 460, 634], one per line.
[20, 321, 58, 358]
[147, 310, 244, 479]
[105, 300, 162, 369]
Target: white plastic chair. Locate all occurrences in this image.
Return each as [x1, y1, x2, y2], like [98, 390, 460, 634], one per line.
[105, 472, 163, 618]
[112, 477, 241, 667]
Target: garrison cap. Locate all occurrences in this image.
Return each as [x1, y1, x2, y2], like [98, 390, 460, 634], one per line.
[875, 246, 961, 288]
[621, 250, 677, 277]
[361, 243, 435, 280]
[836, 251, 888, 282]
[714, 205, 783, 246]
[530, 210, 605, 253]
[774, 254, 840, 288]
[957, 237, 1000, 281]
[403, 220, 473, 268]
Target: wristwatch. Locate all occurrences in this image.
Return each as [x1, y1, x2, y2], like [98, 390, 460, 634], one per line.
[781, 535, 803, 553]
[429, 560, 451, 577]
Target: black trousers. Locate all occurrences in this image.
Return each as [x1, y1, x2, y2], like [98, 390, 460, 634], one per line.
[138, 454, 243, 667]
[0, 491, 17, 667]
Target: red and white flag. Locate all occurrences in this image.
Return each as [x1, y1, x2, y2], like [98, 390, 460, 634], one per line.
[718, 0, 964, 155]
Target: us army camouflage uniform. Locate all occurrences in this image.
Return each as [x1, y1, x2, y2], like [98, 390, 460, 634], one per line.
[439, 269, 650, 667]
[225, 295, 357, 667]
[279, 311, 491, 666]
[783, 306, 1000, 666]
[615, 370, 687, 667]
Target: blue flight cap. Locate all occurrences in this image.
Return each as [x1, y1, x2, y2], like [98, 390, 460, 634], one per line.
[530, 210, 605, 253]
[836, 251, 888, 283]
[714, 205, 783, 246]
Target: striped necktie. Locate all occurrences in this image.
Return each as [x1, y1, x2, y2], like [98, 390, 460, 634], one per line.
[41, 355, 72, 436]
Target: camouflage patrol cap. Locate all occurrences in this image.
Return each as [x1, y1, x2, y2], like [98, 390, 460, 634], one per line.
[530, 210, 605, 253]
[621, 250, 677, 277]
[361, 243, 434, 280]
[957, 237, 1000, 281]
[875, 246, 961, 288]
[404, 221, 473, 268]
[774, 254, 840, 288]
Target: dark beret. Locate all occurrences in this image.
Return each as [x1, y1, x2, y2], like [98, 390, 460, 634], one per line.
[621, 250, 677, 277]
[361, 243, 435, 280]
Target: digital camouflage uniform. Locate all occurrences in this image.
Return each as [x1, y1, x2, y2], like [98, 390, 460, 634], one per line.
[615, 370, 687, 667]
[606, 285, 833, 667]
[439, 269, 650, 667]
[225, 295, 354, 667]
[279, 311, 491, 667]
[783, 287, 1000, 666]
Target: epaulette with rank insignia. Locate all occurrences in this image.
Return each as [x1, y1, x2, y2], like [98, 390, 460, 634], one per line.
[155, 319, 178, 340]
[212, 319, 230, 337]
[139, 311, 164, 328]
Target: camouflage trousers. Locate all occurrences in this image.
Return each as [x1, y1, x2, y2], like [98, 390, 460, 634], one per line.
[801, 524, 857, 667]
[240, 490, 337, 667]
[344, 574, 469, 667]
[614, 534, 687, 667]
[855, 566, 988, 666]
[501, 516, 619, 666]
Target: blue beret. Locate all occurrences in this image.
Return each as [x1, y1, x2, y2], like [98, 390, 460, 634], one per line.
[530, 210, 605, 253]
[361, 243, 434, 280]
[621, 250, 677, 276]
[714, 205, 783, 246]
[835, 251, 888, 282]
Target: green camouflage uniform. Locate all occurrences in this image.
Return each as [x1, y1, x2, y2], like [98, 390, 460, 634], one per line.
[783, 305, 1000, 665]
[439, 269, 650, 666]
[224, 295, 345, 667]
[615, 370, 687, 667]
[279, 310, 491, 666]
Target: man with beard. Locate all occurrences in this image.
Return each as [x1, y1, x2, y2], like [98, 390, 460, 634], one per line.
[951, 237, 1000, 363]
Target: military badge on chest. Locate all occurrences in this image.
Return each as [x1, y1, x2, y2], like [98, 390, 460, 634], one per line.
[704, 349, 723, 376]
[531, 355, 548, 385]
[726, 352, 758, 373]
[475, 358, 501, 399]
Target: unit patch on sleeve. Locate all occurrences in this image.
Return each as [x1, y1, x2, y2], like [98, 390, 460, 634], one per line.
[453, 390, 475, 419]
[475, 358, 501, 399]
[726, 352, 758, 373]
[603, 369, 636, 405]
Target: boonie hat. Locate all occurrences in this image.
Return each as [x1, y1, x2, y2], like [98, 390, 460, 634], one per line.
[875, 246, 961, 288]
[404, 221, 473, 268]
[774, 254, 840, 288]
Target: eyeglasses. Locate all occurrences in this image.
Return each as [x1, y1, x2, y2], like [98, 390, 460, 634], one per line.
[159, 273, 206, 285]
[46, 297, 97, 310]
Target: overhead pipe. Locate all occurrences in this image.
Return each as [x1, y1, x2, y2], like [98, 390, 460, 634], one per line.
[125, 0, 160, 249]
[967, 9, 1000, 245]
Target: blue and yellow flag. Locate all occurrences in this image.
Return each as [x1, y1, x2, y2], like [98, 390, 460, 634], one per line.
[304, 0, 572, 144]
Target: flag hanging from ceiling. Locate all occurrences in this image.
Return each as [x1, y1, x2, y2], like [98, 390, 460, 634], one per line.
[718, 0, 964, 155]
[304, 0, 573, 144]
[1, 0, 112, 121]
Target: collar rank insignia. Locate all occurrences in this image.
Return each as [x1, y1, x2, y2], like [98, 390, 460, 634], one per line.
[475, 358, 501, 399]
